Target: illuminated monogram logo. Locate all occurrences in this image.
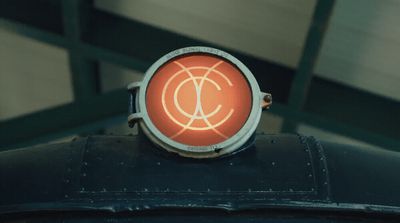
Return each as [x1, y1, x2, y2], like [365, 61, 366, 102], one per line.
[161, 61, 234, 139]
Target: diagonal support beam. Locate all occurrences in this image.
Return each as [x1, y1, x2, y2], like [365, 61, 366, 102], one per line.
[282, 0, 335, 132]
[62, 0, 99, 101]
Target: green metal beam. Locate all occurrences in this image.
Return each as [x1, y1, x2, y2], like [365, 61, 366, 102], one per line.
[62, 0, 99, 101]
[0, 17, 150, 72]
[282, 0, 335, 132]
[0, 18, 68, 47]
[0, 89, 127, 151]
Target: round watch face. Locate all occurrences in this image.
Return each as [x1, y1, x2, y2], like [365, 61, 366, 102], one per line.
[129, 47, 266, 158]
[146, 54, 252, 146]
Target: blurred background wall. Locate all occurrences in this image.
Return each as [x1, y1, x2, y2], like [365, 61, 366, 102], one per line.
[0, 0, 399, 150]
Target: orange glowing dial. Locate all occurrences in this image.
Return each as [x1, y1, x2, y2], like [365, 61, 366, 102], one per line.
[146, 54, 252, 146]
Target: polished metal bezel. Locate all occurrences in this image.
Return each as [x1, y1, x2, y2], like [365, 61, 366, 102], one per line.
[128, 46, 266, 158]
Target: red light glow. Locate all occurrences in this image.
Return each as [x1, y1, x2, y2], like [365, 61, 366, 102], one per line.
[146, 54, 252, 146]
